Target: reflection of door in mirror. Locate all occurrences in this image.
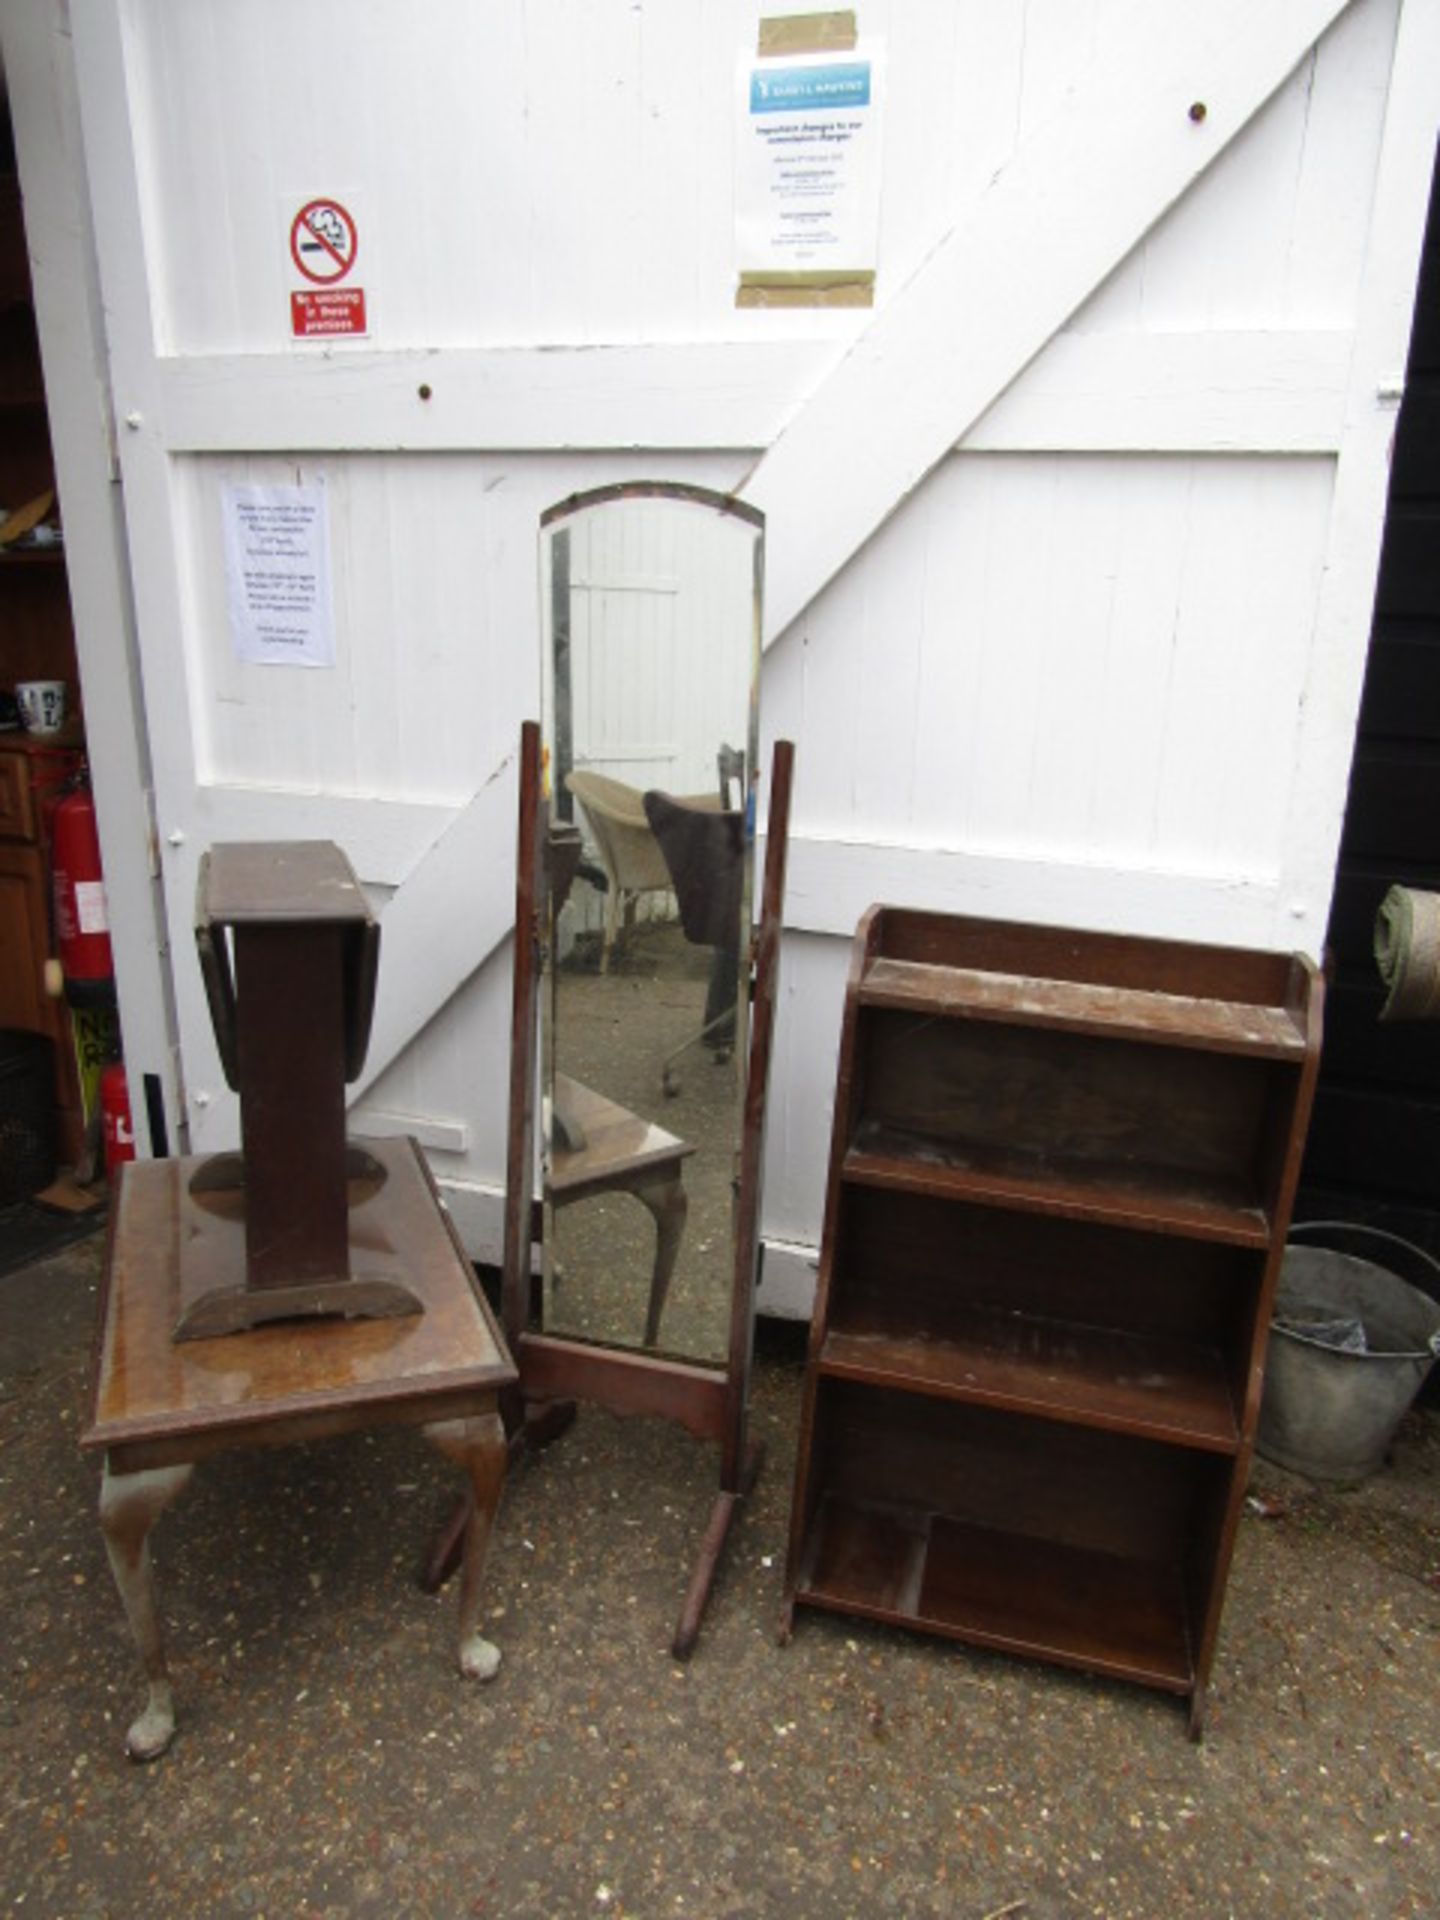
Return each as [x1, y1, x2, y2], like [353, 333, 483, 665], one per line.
[539, 486, 761, 1366]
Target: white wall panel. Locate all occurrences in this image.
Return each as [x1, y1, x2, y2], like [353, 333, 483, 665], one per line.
[126, 0, 873, 354]
[175, 452, 530, 800]
[171, 451, 751, 804]
[758, 932, 849, 1246]
[1074, 0, 1396, 335]
[779, 451, 1333, 881]
[356, 938, 515, 1193]
[119, 0, 1395, 360]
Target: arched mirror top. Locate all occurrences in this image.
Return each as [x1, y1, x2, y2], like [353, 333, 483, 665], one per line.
[540, 481, 765, 532]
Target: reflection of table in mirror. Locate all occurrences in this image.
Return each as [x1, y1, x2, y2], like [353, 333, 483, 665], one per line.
[548, 925, 737, 1363]
[82, 1137, 516, 1761]
[549, 1071, 694, 1348]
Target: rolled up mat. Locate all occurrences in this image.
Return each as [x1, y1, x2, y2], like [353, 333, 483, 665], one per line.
[1374, 884, 1440, 1020]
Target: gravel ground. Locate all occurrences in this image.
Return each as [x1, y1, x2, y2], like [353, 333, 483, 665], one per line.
[1, 1235, 1437, 1920]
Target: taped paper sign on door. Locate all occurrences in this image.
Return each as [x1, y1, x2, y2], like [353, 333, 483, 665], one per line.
[736, 24, 884, 307]
[222, 481, 335, 668]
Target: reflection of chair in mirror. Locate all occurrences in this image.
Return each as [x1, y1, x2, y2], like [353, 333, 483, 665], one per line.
[715, 742, 745, 811]
[549, 1073, 694, 1348]
[642, 790, 744, 1097]
[564, 771, 674, 972]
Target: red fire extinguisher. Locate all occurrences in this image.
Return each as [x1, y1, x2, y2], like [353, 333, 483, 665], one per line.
[99, 1062, 135, 1176]
[49, 774, 115, 1008]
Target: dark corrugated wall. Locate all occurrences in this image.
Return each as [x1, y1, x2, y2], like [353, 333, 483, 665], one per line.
[1298, 139, 1440, 1359]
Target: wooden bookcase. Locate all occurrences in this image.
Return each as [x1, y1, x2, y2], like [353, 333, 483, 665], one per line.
[782, 907, 1322, 1735]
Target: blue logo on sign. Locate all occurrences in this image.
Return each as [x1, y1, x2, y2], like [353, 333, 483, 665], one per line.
[750, 62, 870, 114]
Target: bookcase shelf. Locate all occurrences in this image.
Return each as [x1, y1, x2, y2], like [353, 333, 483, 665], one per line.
[798, 1497, 1195, 1693]
[818, 1310, 1241, 1453]
[783, 907, 1322, 1737]
[858, 956, 1309, 1060]
[844, 1124, 1273, 1246]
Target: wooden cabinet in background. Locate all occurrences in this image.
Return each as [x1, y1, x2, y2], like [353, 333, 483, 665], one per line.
[2, 120, 87, 1165]
[0, 738, 84, 1159]
[0, 839, 51, 1031]
[0, 176, 75, 678]
[782, 906, 1323, 1737]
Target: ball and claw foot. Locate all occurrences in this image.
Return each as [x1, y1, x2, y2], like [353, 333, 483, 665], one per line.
[459, 1633, 502, 1682]
[126, 1683, 178, 1763]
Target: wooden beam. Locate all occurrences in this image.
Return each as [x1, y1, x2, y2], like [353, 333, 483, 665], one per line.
[348, 753, 519, 1099]
[962, 328, 1351, 456]
[777, 830, 1284, 952]
[185, 785, 457, 889]
[156, 329, 1353, 458]
[742, 0, 1356, 644]
[345, 1108, 470, 1155]
[157, 343, 822, 454]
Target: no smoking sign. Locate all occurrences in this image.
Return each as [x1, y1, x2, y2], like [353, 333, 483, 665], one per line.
[288, 196, 368, 339]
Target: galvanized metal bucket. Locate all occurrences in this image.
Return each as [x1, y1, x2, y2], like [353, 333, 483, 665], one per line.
[1257, 1222, 1440, 1485]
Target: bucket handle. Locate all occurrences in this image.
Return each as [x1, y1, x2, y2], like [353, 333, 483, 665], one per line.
[1290, 1221, 1440, 1357]
[1290, 1219, 1440, 1280]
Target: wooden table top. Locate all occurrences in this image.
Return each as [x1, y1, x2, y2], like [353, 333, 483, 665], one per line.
[550, 1073, 694, 1199]
[84, 1137, 515, 1468]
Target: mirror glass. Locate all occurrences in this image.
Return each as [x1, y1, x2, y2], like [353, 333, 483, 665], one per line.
[539, 484, 762, 1367]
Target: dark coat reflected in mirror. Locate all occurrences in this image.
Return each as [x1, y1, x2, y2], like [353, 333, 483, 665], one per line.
[539, 485, 762, 1366]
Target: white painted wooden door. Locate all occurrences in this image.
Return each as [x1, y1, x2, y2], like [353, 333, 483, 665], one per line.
[53, 0, 1439, 1285]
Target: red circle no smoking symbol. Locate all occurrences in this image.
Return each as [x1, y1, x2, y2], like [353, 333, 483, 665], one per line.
[290, 199, 359, 284]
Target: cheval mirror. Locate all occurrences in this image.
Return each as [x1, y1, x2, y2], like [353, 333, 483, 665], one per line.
[502, 482, 792, 1656]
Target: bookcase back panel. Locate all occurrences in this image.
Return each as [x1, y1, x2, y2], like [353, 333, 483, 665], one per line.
[833, 1186, 1259, 1348]
[872, 910, 1298, 1011]
[815, 1381, 1222, 1565]
[858, 1012, 1272, 1186]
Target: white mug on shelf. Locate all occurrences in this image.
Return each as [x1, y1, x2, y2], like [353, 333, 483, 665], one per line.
[15, 680, 67, 736]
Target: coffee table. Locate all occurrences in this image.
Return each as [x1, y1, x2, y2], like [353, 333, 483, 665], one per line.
[82, 1136, 516, 1759]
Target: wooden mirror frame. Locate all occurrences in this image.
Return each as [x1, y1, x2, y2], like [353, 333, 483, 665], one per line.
[501, 717, 793, 1657]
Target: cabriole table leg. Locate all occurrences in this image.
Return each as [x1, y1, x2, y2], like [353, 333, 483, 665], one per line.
[425, 1408, 507, 1680]
[99, 1458, 195, 1761]
[638, 1171, 688, 1347]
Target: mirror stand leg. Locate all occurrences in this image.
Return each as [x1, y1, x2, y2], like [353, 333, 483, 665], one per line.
[520, 1397, 578, 1450]
[419, 1395, 577, 1594]
[671, 1438, 765, 1660]
[419, 1490, 472, 1593]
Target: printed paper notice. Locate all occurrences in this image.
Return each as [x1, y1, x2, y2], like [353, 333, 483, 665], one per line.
[222, 482, 335, 667]
[736, 42, 883, 303]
